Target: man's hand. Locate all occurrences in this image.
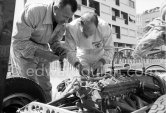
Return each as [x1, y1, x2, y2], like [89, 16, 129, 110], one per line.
[54, 47, 68, 60]
[75, 62, 90, 77]
[92, 60, 104, 72]
[35, 48, 59, 62]
[134, 27, 166, 58]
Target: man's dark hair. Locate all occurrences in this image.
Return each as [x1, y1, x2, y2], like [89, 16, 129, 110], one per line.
[81, 12, 99, 27]
[56, 0, 78, 13]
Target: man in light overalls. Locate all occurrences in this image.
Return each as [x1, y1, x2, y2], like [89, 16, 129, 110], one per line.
[65, 12, 114, 76]
[63, 12, 114, 111]
[11, 0, 77, 102]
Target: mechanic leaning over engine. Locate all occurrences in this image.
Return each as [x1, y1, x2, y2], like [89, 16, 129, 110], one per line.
[10, 0, 77, 102]
[65, 12, 114, 76]
[133, 3, 166, 58]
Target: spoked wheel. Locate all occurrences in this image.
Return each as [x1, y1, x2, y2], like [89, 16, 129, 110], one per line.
[3, 77, 47, 113]
[145, 65, 166, 74]
[112, 48, 135, 74]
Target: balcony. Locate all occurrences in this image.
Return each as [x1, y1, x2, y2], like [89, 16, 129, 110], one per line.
[112, 34, 137, 45]
[116, 17, 125, 25]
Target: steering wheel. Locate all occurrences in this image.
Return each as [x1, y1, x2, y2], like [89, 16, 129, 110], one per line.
[112, 48, 135, 74]
[145, 64, 166, 74]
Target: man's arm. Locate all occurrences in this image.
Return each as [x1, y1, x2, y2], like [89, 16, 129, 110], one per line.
[65, 28, 80, 67]
[100, 24, 114, 64]
[133, 18, 166, 58]
[12, 4, 58, 62]
[49, 24, 66, 53]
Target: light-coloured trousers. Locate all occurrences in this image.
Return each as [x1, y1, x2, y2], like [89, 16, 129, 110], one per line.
[11, 53, 52, 102]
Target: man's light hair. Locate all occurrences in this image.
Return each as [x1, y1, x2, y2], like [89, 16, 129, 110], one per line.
[80, 12, 99, 27]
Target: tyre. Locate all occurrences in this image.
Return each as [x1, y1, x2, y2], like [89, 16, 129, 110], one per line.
[3, 77, 47, 113]
[148, 94, 166, 113]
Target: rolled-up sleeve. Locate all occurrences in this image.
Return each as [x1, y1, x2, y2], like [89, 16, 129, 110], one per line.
[101, 24, 114, 64]
[12, 5, 40, 59]
[49, 25, 66, 52]
[133, 27, 166, 58]
[65, 28, 80, 66]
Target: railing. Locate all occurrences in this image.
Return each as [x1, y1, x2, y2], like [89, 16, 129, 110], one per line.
[112, 58, 166, 70]
[50, 58, 166, 71]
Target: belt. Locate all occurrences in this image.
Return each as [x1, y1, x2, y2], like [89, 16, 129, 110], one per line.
[29, 38, 47, 46]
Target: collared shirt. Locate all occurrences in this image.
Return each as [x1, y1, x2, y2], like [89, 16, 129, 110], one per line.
[65, 18, 114, 66]
[11, 1, 65, 59]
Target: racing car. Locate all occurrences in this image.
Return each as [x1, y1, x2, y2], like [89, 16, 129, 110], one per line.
[2, 48, 166, 113]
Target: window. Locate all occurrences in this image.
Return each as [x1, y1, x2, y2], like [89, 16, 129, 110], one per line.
[112, 16, 116, 21]
[112, 8, 120, 17]
[129, 0, 135, 8]
[126, 44, 133, 48]
[116, 0, 120, 6]
[121, 11, 128, 25]
[112, 25, 121, 39]
[89, 0, 100, 16]
[112, 8, 120, 21]
[82, 0, 87, 6]
[118, 43, 124, 47]
[114, 42, 118, 47]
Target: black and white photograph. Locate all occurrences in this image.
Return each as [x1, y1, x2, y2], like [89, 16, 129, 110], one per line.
[1, 0, 166, 113]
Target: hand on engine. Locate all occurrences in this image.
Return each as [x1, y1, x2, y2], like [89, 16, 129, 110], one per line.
[35, 48, 59, 63]
[92, 60, 104, 73]
[75, 62, 90, 77]
[54, 47, 68, 59]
